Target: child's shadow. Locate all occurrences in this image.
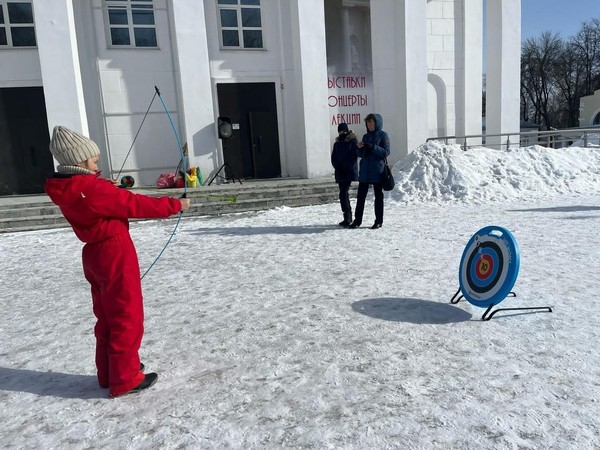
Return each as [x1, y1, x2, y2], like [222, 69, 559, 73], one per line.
[0, 367, 105, 399]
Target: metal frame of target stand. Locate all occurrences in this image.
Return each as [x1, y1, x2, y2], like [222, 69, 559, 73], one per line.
[450, 288, 552, 321]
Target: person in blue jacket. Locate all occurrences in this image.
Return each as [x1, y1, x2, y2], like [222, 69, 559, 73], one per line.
[349, 113, 390, 229]
[331, 122, 358, 227]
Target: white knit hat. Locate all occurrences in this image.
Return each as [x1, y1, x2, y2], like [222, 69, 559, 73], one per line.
[49, 126, 100, 166]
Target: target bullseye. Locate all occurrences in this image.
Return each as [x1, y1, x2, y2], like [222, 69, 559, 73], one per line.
[476, 254, 493, 278]
[458, 226, 520, 307]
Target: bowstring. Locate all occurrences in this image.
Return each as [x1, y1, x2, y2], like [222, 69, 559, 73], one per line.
[115, 90, 158, 182]
[140, 86, 188, 280]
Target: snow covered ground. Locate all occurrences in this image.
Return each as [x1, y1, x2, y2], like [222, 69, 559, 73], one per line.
[1, 142, 600, 449]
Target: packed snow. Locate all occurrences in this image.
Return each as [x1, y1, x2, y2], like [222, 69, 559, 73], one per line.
[1, 141, 600, 449]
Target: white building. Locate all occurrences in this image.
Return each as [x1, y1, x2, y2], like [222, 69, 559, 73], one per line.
[579, 89, 600, 127]
[0, 0, 521, 195]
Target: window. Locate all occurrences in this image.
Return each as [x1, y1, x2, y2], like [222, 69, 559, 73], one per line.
[0, 1, 36, 48]
[217, 0, 263, 49]
[105, 0, 157, 48]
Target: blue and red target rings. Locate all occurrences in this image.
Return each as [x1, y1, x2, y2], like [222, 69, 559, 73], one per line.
[458, 226, 520, 308]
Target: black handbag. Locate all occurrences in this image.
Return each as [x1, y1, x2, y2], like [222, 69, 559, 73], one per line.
[381, 157, 395, 191]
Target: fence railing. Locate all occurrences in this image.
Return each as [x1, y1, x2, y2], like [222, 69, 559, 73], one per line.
[427, 127, 600, 151]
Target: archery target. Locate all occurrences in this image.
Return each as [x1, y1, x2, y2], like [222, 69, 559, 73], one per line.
[458, 226, 520, 307]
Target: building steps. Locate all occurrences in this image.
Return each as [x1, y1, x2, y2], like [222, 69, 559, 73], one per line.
[0, 178, 351, 233]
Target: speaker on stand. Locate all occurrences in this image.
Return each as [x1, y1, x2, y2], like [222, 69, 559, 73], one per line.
[208, 116, 242, 185]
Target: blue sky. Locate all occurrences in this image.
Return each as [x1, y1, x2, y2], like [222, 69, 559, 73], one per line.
[521, 0, 599, 42]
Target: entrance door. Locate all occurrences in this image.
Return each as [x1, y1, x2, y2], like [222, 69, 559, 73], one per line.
[217, 83, 281, 179]
[0, 87, 53, 195]
[249, 111, 280, 178]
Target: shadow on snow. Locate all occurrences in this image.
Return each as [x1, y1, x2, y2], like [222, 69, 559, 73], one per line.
[186, 224, 339, 236]
[509, 205, 600, 213]
[0, 367, 104, 399]
[351, 297, 472, 324]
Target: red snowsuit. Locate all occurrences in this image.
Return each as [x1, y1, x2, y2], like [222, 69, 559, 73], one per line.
[45, 173, 182, 396]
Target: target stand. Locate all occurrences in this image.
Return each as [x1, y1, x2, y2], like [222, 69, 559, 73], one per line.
[451, 226, 552, 321]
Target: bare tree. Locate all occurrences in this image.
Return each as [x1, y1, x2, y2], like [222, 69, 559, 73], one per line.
[553, 40, 586, 127]
[482, 74, 486, 117]
[570, 19, 600, 96]
[521, 32, 563, 129]
[520, 18, 600, 130]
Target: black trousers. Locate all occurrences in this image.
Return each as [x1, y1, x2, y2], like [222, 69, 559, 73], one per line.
[354, 182, 384, 225]
[338, 181, 352, 216]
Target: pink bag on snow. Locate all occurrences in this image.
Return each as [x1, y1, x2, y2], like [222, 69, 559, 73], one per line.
[156, 172, 176, 188]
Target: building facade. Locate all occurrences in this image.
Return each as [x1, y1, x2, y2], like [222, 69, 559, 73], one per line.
[579, 89, 600, 127]
[0, 0, 520, 194]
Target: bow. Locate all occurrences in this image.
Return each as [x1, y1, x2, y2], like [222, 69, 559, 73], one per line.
[116, 85, 190, 280]
[140, 86, 189, 279]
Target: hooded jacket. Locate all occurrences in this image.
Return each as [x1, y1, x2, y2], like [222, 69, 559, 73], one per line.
[45, 173, 182, 244]
[331, 131, 359, 183]
[357, 113, 390, 183]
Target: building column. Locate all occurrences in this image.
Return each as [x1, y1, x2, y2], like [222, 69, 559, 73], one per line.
[168, 1, 216, 182]
[32, 0, 88, 136]
[340, 7, 352, 73]
[456, 0, 483, 144]
[371, 0, 428, 161]
[485, 0, 521, 148]
[289, 0, 330, 178]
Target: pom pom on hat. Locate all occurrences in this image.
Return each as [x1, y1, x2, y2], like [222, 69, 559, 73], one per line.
[49, 126, 100, 166]
[337, 123, 349, 133]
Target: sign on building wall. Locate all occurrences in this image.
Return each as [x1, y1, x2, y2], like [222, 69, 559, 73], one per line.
[328, 75, 368, 126]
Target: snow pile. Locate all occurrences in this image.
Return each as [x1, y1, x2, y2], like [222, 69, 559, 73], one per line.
[390, 140, 600, 203]
[570, 132, 600, 147]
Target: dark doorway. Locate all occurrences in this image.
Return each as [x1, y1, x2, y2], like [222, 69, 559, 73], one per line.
[216, 83, 281, 179]
[0, 87, 53, 195]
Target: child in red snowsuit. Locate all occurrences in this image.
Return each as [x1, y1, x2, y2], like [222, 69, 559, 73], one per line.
[44, 126, 190, 397]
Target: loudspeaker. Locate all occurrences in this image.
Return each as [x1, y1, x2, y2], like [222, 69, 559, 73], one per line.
[218, 116, 233, 139]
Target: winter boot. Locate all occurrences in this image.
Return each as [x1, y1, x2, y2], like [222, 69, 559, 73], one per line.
[110, 373, 158, 397]
[339, 211, 352, 228]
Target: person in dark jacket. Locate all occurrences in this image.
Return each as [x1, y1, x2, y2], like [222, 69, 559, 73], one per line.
[350, 113, 390, 229]
[331, 122, 358, 227]
[44, 126, 190, 397]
